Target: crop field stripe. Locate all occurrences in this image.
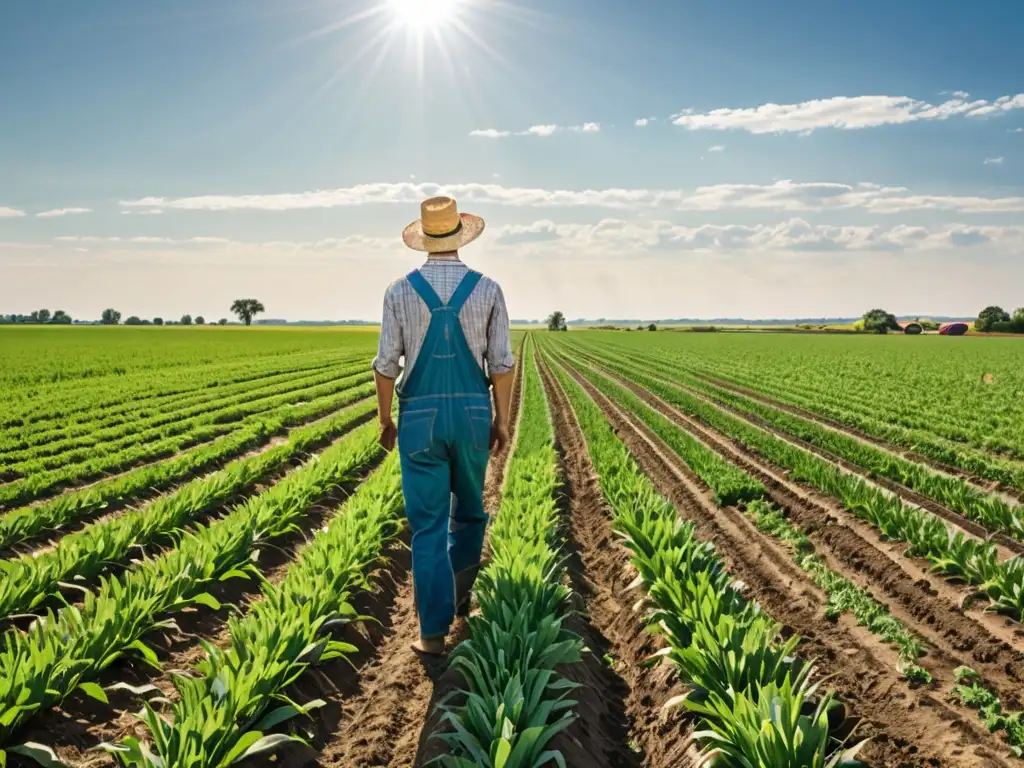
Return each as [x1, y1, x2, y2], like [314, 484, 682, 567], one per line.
[0, 420, 384, 760]
[559, 340, 1024, 622]
[100, 451, 407, 767]
[0, 366, 372, 479]
[0, 396, 378, 618]
[566, 342, 1024, 547]
[535, 341, 866, 767]
[543, 343, 1024, 766]
[0, 370, 376, 509]
[544, 348, 939, 679]
[581, 334, 1024, 462]
[570, 335, 1024, 491]
[0, 354, 369, 461]
[429, 336, 584, 765]
[0, 350, 361, 450]
[0, 382, 376, 552]
[0, 347, 362, 429]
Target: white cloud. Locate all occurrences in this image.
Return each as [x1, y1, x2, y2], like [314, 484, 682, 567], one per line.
[121, 180, 1024, 216]
[672, 92, 1024, 134]
[635, 118, 649, 127]
[121, 209, 164, 216]
[523, 124, 559, 137]
[708, 145, 726, 152]
[36, 207, 92, 218]
[468, 122, 602, 138]
[1012, 127, 1024, 133]
[0, 207, 26, 218]
[951, 90, 971, 100]
[984, 156, 1004, 165]
[488, 218, 1024, 254]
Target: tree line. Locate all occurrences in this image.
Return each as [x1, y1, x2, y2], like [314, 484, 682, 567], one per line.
[1, 300, 267, 327]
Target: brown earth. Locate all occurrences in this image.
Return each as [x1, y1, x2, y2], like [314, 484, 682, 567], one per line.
[547, 350, 1019, 767]
[538, 354, 698, 768]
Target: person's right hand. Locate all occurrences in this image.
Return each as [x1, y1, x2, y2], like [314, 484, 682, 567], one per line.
[380, 418, 397, 451]
[489, 423, 509, 454]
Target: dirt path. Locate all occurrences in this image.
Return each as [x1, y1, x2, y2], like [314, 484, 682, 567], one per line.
[318, 355, 526, 768]
[549, 352, 1018, 767]
[538, 356, 697, 768]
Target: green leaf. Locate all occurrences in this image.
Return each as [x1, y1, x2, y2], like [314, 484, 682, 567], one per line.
[231, 733, 301, 764]
[78, 682, 109, 704]
[190, 592, 222, 611]
[7, 743, 69, 768]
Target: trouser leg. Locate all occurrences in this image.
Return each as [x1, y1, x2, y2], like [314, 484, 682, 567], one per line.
[448, 437, 490, 602]
[400, 448, 455, 639]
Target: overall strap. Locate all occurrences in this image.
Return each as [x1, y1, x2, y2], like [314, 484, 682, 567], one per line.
[446, 271, 483, 313]
[406, 270, 443, 311]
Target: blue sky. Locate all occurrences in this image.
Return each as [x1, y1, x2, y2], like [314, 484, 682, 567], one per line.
[2, 0, 1023, 321]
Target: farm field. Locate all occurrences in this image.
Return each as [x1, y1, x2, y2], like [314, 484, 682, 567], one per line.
[1, 326, 1024, 767]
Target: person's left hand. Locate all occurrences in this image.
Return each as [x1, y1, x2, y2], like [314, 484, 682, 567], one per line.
[489, 423, 509, 454]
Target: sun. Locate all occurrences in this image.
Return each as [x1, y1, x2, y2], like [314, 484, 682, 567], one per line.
[388, 0, 461, 29]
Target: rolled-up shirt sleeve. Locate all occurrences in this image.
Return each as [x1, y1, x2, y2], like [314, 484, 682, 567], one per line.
[372, 290, 403, 379]
[486, 283, 515, 375]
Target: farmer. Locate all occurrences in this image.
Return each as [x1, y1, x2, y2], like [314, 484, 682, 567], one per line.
[372, 196, 515, 656]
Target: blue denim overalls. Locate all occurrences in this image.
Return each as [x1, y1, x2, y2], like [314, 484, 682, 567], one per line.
[398, 269, 492, 639]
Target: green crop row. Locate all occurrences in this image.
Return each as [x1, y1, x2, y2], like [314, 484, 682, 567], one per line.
[570, 343, 1024, 543]
[0, 420, 383, 764]
[0, 371, 374, 510]
[0, 355, 365, 463]
[1, 345, 358, 429]
[541, 348, 864, 766]
[559, 355, 765, 506]
[567, 349, 1024, 619]
[102, 452, 406, 768]
[0, 394, 376, 618]
[569, 335, 1024, 491]
[431, 339, 582, 768]
[0, 382, 374, 552]
[553, 346, 931, 684]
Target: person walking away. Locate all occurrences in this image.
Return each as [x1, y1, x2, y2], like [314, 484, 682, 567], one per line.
[372, 196, 515, 656]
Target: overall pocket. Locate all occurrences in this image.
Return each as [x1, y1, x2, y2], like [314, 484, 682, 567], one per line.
[465, 405, 493, 453]
[399, 408, 437, 456]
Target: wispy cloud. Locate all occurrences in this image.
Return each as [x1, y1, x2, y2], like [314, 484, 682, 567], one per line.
[0, 206, 26, 218]
[468, 128, 511, 138]
[672, 92, 1024, 134]
[635, 118, 650, 127]
[469, 122, 600, 138]
[490, 218, 1024, 254]
[984, 156, 1005, 165]
[36, 207, 93, 218]
[1012, 127, 1024, 133]
[122, 180, 1024, 216]
[708, 145, 726, 152]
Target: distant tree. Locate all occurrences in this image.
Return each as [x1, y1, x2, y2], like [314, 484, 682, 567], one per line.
[546, 311, 568, 332]
[50, 310, 72, 325]
[180, 314, 193, 326]
[153, 317, 164, 326]
[648, 323, 658, 332]
[124, 316, 143, 325]
[141, 319, 152, 325]
[101, 308, 122, 325]
[231, 299, 266, 326]
[861, 308, 901, 334]
[29, 311, 40, 323]
[36, 309, 51, 324]
[218, 318, 228, 325]
[195, 316, 205, 325]
[976, 305, 1011, 332]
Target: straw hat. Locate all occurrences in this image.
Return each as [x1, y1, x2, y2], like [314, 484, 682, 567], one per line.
[402, 196, 486, 253]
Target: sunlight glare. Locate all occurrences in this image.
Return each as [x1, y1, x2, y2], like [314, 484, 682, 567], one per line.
[389, 0, 461, 29]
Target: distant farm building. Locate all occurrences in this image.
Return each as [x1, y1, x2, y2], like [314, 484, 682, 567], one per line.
[939, 322, 969, 336]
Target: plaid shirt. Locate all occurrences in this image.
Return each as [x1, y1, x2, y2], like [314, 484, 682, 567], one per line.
[372, 257, 515, 384]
